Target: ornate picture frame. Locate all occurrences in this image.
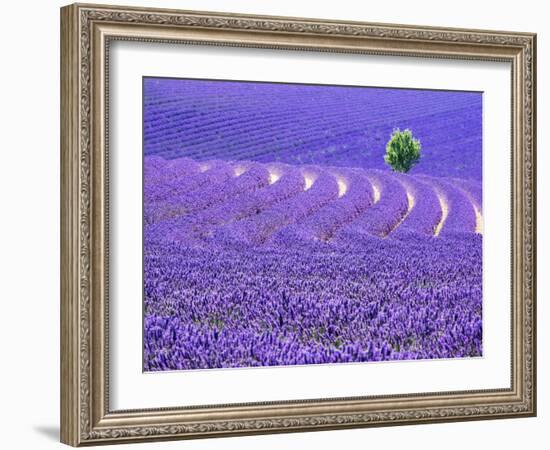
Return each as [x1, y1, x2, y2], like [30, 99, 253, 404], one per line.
[60, 3, 536, 446]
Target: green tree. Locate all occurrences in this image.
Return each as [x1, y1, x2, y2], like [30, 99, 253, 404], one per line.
[384, 129, 421, 173]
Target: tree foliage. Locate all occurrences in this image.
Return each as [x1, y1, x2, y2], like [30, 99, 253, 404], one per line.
[384, 129, 421, 173]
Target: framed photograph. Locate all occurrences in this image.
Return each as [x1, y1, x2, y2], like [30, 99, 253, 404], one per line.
[60, 3, 536, 446]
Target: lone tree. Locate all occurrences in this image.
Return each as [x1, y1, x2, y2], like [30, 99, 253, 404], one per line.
[384, 128, 421, 173]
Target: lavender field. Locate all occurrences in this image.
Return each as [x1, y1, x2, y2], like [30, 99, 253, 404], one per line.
[143, 78, 483, 371]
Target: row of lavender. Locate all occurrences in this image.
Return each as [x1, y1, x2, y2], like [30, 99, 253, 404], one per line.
[144, 156, 481, 247]
[144, 155, 482, 370]
[144, 78, 482, 180]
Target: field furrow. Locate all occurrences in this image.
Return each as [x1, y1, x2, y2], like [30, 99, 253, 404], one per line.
[214, 170, 340, 245]
[144, 160, 236, 224]
[390, 176, 442, 238]
[425, 177, 477, 236]
[270, 170, 374, 244]
[334, 171, 409, 242]
[146, 162, 270, 228]
[144, 156, 481, 244]
[153, 165, 305, 242]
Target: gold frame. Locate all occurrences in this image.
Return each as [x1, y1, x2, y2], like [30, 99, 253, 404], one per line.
[60, 2, 537, 446]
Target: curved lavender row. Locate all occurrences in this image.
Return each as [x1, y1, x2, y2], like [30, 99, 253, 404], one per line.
[334, 171, 408, 243]
[145, 164, 271, 242]
[390, 175, 442, 238]
[144, 157, 201, 204]
[144, 235, 481, 370]
[155, 166, 305, 242]
[175, 163, 270, 214]
[213, 170, 340, 246]
[271, 171, 374, 244]
[450, 177, 482, 210]
[144, 159, 232, 206]
[427, 177, 477, 236]
[144, 160, 481, 243]
[144, 160, 235, 225]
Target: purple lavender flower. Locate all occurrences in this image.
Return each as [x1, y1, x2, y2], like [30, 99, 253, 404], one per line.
[142, 78, 483, 371]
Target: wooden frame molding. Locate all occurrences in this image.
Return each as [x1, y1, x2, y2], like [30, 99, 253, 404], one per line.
[61, 3, 536, 446]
